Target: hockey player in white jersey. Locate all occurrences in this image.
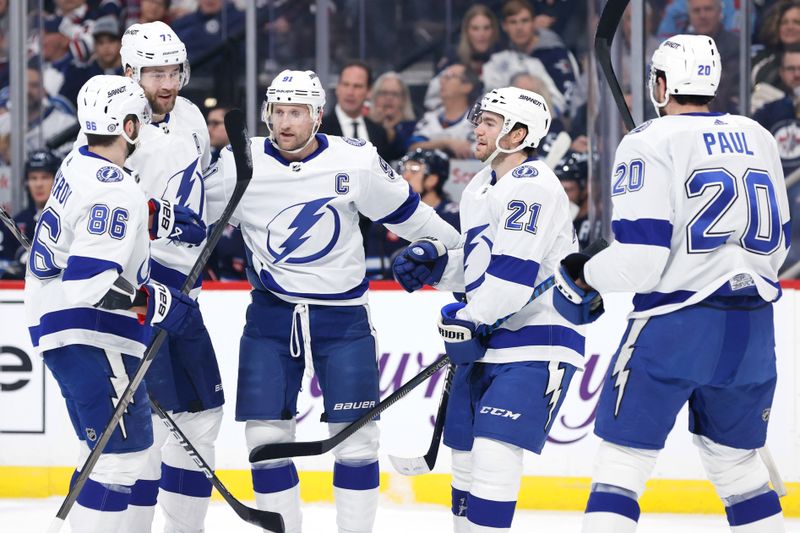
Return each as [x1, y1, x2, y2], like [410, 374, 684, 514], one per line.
[205, 69, 460, 533]
[111, 21, 221, 533]
[25, 75, 203, 533]
[552, 35, 790, 532]
[391, 87, 584, 532]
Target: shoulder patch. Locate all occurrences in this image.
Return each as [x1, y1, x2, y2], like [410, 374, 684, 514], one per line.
[512, 165, 538, 178]
[96, 166, 123, 183]
[629, 120, 654, 134]
[343, 137, 366, 146]
[379, 157, 400, 181]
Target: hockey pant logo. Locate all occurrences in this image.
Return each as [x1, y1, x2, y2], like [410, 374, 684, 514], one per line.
[333, 401, 376, 411]
[479, 406, 522, 420]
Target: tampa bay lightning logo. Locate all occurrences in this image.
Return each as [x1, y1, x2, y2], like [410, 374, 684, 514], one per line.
[344, 137, 366, 146]
[163, 157, 205, 219]
[96, 166, 123, 183]
[136, 260, 150, 285]
[630, 120, 653, 134]
[512, 165, 538, 178]
[266, 197, 341, 264]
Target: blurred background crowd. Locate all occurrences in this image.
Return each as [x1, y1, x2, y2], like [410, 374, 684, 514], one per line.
[1, 0, 798, 281]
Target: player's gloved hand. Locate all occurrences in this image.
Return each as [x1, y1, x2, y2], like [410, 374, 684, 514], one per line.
[144, 281, 203, 336]
[392, 238, 448, 293]
[148, 198, 207, 245]
[553, 253, 604, 325]
[437, 302, 487, 364]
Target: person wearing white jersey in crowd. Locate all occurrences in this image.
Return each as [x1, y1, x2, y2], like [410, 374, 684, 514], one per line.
[25, 74, 203, 533]
[72, 21, 220, 533]
[551, 35, 790, 533]
[391, 87, 585, 532]
[205, 69, 460, 533]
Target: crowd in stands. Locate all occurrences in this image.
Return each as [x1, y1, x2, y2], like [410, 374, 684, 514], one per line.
[1, 0, 800, 280]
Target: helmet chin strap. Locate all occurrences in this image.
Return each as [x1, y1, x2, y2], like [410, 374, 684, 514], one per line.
[648, 75, 670, 116]
[485, 129, 525, 165]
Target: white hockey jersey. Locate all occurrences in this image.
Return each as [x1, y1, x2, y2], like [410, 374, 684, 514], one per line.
[75, 96, 212, 291]
[25, 146, 151, 356]
[206, 134, 461, 305]
[438, 158, 585, 367]
[410, 110, 476, 147]
[584, 113, 791, 318]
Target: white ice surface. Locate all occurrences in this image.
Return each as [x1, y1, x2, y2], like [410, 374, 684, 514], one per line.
[3, 498, 800, 532]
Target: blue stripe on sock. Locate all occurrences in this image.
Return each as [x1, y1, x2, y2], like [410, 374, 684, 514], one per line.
[76, 477, 131, 512]
[333, 461, 380, 491]
[585, 491, 640, 522]
[467, 494, 516, 528]
[252, 463, 300, 494]
[160, 463, 212, 498]
[452, 487, 468, 517]
[129, 479, 160, 506]
[726, 491, 782, 526]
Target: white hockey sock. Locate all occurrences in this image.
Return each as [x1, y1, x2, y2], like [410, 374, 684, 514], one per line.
[70, 477, 132, 533]
[582, 489, 640, 533]
[465, 439, 522, 532]
[727, 491, 784, 533]
[333, 460, 380, 533]
[159, 463, 213, 533]
[252, 461, 302, 533]
[452, 487, 470, 533]
[120, 478, 159, 533]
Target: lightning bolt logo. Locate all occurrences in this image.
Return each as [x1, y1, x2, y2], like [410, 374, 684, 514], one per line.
[611, 318, 648, 417]
[544, 361, 565, 430]
[268, 197, 337, 264]
[168, 157, 204, 218]
[105, 351, 133, 440]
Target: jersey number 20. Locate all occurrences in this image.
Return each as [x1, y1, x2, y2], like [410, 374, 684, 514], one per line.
[686, 168, 781, 255]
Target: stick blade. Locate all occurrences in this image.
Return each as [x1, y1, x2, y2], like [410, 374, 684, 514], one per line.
[240, 508, 286, 532]
[249, 440, 327, 462]
[388, 454, 433, 476]
[224, 109, 253, 183]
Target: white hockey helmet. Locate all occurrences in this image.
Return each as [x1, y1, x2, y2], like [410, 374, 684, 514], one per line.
[262, 69, 326, 153]
[649, 34, 720, 111]
[469, 87, 552, 157]
[78, 75, 152, 144]
[120, 21, 190, 89]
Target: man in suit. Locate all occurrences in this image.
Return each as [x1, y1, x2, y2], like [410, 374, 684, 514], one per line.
[320, 61, 404, 161]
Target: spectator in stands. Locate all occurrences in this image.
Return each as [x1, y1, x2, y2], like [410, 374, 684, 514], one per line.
[0, 149, 60, 279]
[425, 4, 501, 111]
[139, 0, 172, 24]
[319, 60, 399, 161]
[369, 71, 416, 157]
[172, 0, 245, 80]
[657, 0, 738, 38]
[687, 0, 739, 113]
[554, 149, 601, 251]
[59, 16, 123, 106]
[206, 103, 229, 164]
[753, 46, 800, 175]
[365, 148, 459, 279]
[0, 64, 77, 158]
[40, 15, 74, 96]
[482, 0, 582, 119]
[409, 63, 478, 159]
[753, 0, 800, 87]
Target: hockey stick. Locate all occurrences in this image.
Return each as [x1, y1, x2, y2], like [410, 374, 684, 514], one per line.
[543, 131, 572, 169]
[388, 238, 609, 475]
[595, 0, 634, 131]
[388, 362, 454, 476]
[251, 240, 610, 464]
[48, 110, 284, 533]
[594, 0, 787, 499]
[0, 204, 30, 249]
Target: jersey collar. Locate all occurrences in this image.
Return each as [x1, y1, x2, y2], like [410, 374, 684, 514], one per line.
[263, 134, 329, 166]
[678, 112, 725, 117]
[79, 145, 114, 163]
[151, 112, 171, 127]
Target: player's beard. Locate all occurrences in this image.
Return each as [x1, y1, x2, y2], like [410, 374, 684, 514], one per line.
[146, 89, 178, 116]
